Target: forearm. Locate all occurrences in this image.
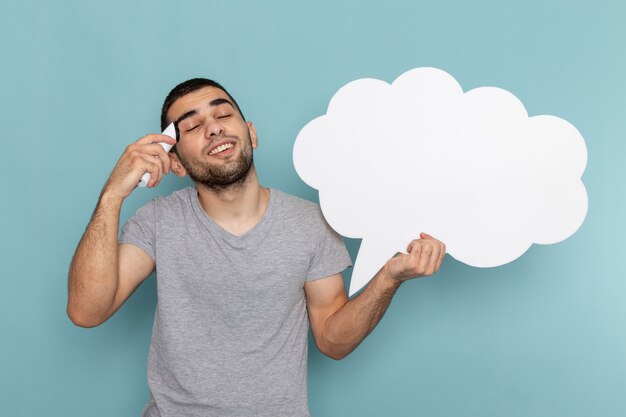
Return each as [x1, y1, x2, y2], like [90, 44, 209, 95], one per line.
[67, 190, 124, 327]
[310, 235, 445, 360]
[322, 266, 401, 359]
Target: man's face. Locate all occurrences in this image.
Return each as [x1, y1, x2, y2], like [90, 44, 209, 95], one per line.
[166, 86, 258, 190]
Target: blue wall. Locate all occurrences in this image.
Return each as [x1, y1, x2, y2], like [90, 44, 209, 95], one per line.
[2, 1, 625, 416]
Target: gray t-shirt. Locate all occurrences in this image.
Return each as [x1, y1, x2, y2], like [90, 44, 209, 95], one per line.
[120, 187, 352, 417]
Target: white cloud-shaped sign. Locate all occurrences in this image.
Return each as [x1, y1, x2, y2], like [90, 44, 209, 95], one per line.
[293, 67, 588, 296]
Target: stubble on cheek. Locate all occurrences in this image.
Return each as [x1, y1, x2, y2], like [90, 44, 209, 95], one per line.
[178, 135, 254, 190]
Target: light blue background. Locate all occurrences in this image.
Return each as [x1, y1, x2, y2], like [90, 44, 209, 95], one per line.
[1, 1, 624, 416]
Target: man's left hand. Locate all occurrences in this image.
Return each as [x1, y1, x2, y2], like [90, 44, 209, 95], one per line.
[385, 233, 446, 282]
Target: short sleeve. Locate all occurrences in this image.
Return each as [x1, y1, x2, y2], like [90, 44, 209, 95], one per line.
[119, 199, 157, 262]
[306, 216, 352, 281]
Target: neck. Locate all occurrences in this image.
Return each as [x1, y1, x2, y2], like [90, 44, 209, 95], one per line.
[195, 166, 270, 236]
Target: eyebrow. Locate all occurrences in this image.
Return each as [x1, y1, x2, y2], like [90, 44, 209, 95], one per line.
[174, 98, 236, 126]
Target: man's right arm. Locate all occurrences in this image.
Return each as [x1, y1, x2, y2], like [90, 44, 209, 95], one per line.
[67, 133, 175, 328]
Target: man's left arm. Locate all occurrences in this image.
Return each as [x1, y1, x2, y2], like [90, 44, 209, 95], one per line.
[304, 233, 445, 360]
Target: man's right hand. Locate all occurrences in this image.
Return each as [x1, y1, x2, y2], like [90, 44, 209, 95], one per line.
[68, 133, 172, 327]
[103, 134, 177, 200]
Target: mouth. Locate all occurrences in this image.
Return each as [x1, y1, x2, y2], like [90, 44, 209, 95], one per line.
[207, 140, 236, 157]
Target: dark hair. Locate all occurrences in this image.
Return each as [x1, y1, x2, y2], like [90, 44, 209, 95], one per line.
[160, 78, 245, 131]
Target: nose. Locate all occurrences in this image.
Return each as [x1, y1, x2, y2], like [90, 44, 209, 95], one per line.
[204, 118, 225, 138]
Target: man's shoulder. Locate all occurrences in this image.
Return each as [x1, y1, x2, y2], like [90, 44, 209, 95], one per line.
[129, 187, 194, 221]
[273, 189, 316, 208]
[272, 189, 322, 214]
[271, 189, 330, 228]
[151, 186, 194, 208]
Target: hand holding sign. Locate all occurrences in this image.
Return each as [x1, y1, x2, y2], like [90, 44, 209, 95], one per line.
[293, 67, 587, 295]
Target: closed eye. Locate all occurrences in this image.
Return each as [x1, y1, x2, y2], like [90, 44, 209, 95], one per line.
[185, 125, 199, 132]
[217, 114, 232, 119]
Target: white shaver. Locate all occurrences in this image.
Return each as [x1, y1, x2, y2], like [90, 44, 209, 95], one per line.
[137, 122, 178, 187]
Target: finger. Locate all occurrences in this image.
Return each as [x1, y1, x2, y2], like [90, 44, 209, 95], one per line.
[435, 242, 446, 271]
[135, 133, 177, 146]
[407, 239, 420, 254]
[162, 152, 172, 175]
[151, 154, 165, 187]
[420, 232, 444, 244]
[156, 134, 178, 145]
[152, 154, 165, 184]
[143, 143, 173, 174]
[138, 154, 163, 187]
[417, 242, 435, 274]
[425, 244, 441, 275]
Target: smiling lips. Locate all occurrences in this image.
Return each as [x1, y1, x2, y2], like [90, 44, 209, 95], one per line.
[208, 142, 235, 156]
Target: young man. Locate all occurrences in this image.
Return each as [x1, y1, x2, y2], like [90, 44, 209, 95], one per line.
[68, 79, 446, 417]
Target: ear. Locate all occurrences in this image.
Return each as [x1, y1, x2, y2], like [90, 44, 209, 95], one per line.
[169, 152, 188, 177]
[247, 121, 258, 149]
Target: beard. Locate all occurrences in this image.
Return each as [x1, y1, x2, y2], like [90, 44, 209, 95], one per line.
[177, 133, 254, 192]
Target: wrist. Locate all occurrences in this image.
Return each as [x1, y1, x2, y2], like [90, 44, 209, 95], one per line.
[376, 264, 403, 293]
[99, 187, 126, 208]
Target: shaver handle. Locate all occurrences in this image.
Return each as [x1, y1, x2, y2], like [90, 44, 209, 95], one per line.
[137, 123, 177, 187]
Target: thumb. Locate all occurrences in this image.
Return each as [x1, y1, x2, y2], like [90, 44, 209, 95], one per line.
[420, 232, 433, 240]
